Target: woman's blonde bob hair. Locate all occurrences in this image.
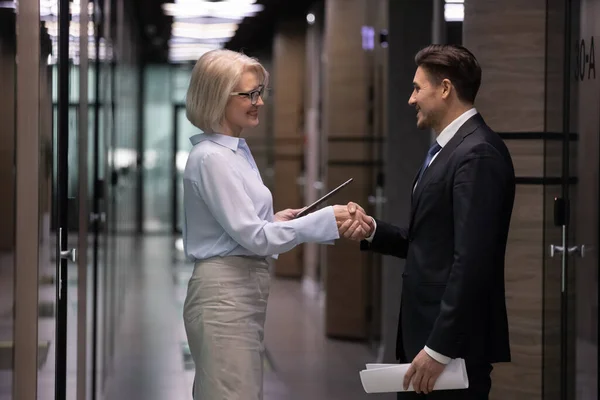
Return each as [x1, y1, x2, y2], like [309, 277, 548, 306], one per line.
[185, 49, 269, 133]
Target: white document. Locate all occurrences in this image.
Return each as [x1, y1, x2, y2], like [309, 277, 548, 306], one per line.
[359, 358, 469, 393]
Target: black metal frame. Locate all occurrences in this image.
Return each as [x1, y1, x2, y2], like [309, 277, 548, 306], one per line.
[55, 0, 70, 398]
[91, 1, 103, 399]
[172, 104, 186, 234]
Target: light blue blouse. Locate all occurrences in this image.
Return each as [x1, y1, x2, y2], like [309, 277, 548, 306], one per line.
[182, 133, 339, 261]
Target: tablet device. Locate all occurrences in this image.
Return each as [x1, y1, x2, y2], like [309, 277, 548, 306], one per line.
[296, 178, 354, 218]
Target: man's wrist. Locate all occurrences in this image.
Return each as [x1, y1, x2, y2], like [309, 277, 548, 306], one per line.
[424, 346, 451, 364]
[365, 218, 377, 242]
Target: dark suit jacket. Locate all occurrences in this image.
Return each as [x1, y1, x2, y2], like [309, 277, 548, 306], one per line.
[361, 113, 514, 365]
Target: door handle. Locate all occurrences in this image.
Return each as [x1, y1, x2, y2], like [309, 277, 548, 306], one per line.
[60, 248, 77, 263]
[368, 195, 387, 205]
[90, 212, 106, 224]
[549, 244, 586, 258]
[58, 227, 77, 263]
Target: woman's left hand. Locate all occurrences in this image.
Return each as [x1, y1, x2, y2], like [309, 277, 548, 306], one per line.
[274, 208, 303, 222]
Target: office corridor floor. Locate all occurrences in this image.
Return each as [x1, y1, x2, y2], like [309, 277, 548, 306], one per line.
[103, 236, 384, 400]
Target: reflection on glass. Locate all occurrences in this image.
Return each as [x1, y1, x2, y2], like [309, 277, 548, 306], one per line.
[0, 6, 16, 400]
[176, 107, 196, 233]
[144, 66, 175, 232]
[38, 11, 56, 399]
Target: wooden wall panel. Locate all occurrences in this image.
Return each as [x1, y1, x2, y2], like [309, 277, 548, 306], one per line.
[463, 1, 547, 132]
[245, 56, 273, 186]
[323, 0, 386, 339]
[463, 1, 549, 398]
[325, 165, 372, 337]
[492, 185, 544, 400]
[272, 24, 306, 277]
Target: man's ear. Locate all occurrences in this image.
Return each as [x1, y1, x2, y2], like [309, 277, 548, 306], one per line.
[441, 78, 452, 99]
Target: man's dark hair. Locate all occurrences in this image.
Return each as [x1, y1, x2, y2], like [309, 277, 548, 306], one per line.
[415, 44, 481, 104]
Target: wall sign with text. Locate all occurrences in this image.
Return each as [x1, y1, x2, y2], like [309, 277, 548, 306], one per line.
[575, 36, 596, 81]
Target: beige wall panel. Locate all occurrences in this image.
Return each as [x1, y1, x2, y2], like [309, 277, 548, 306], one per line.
[463, 2, 556, 398]
[322, 0, 386, 339]
[491, 185, 544, 400]
[273, 158, 303, 277]
[328, 142, 375, 163]
[14, 0, 40, 397]
[505, 140, 544, 177]
[464, 2, 547, 132]
[323, 0, 370, 137]
[272, 22, 306, 277]
[325, 166, 372, 337]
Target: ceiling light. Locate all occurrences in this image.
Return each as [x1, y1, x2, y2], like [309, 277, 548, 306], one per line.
[171, 22, 238, 40]
[444, 3, 464, 22]
[162, 1, 263, 20]
[0, 1, 15, 9]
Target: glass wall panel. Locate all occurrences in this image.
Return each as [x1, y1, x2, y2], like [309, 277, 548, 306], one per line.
[144, 66, 174, 233]
[176, 107, 197, 233]
[144, 65, 195, 234]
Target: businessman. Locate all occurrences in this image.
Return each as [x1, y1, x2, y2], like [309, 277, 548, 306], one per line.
[342, 45, 515, 399]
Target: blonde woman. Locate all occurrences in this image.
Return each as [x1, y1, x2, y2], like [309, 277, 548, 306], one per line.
[182, 49, 372, 400]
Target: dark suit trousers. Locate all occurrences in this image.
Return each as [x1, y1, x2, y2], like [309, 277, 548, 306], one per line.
[397, 363, 493, 400]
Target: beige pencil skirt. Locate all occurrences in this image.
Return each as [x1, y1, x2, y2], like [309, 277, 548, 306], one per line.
[183, 256, 270, 400]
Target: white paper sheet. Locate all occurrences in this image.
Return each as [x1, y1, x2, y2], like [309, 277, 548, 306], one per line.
[359, 358, 469, 393]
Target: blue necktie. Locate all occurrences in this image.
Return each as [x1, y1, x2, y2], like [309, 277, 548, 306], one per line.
[415, 141, 442, 187]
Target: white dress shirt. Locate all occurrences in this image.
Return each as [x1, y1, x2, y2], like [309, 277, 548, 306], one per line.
[366, 108, 478, 364]
[183, 133, 339, 260]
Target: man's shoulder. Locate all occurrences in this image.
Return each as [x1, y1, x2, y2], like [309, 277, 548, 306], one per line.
[461, 121, 507, 152]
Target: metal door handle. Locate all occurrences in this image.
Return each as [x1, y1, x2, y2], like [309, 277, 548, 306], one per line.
[549, 244, 585, 258]
[90, 212, 106, 224]
[368, 195, 387, 205]
[60, 248, 77, 263]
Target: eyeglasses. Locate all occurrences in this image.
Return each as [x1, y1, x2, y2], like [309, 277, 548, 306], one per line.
[230, 85, 267, 105]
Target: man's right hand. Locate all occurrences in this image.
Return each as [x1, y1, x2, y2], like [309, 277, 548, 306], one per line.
[333, 202, 373, 241]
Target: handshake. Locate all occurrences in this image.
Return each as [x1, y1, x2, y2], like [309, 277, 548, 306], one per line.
[274, 202, 375, 241]
[333, 202, 374, 241]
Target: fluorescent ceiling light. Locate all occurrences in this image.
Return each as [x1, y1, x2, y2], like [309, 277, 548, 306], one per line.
[171, 22, 238, 40]
[167, 0, 264, 63]
[170, 41, 220, 48]
[444, 3, 464, 22]
[172, 22, 239, 32]
[172, 37, 231, 45]
[40, 0, 94, 17]
[0, 1, 15, 9]
[171, 30, 236, 40]
[169, 16, 242, 25]
[163, 1, 263, 20]
[169, 37, 225, 44]
[48, 37, 111, 65]
[445, 0, 464, 3]
[46, 20, 94, 37]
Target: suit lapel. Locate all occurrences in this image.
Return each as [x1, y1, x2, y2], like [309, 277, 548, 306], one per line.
[409, 114, 485, 230]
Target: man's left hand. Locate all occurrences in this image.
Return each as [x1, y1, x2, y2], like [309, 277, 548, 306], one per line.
[403, 349, 446, 394]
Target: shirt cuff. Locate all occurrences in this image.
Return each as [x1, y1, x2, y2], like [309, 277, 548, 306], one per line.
[424, 346, 451, 364]
[365, 218, 377, 242]
[293, 205, 340, 244]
